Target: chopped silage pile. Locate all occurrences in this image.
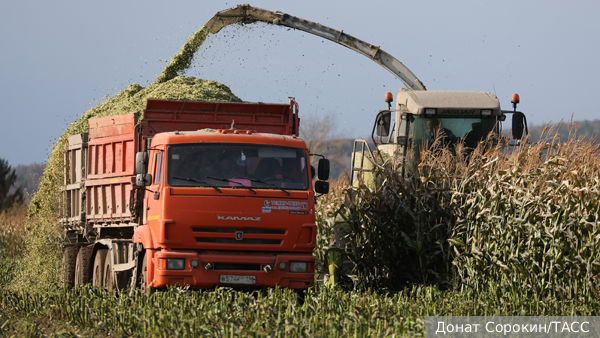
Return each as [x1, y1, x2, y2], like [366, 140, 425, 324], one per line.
[13, 24, 243, 290]
[66, 76, 241, 135]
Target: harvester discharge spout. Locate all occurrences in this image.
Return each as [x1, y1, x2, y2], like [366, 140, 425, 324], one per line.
[205, 4, 427, 91]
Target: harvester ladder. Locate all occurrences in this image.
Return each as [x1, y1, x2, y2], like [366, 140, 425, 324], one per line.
[350, 139, 379, 187]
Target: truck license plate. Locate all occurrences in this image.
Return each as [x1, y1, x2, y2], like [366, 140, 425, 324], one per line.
[219, 275, 256, 285]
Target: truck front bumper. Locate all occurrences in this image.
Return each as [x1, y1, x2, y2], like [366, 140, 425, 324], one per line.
[147, 249, 315, 290]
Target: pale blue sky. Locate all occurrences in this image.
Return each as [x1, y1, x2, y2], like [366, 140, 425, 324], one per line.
[1, 0, 599, 165]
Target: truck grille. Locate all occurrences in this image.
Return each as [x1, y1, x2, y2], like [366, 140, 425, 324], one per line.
[192, 227, 285, 235]
[196, 238, 281, 245]
[213, 263, 261, 271]
[193, 227, 285, 246]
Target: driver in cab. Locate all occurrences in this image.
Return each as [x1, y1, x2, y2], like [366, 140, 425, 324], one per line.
[254, 158, 282, 181]
[425, 118, 457, 149]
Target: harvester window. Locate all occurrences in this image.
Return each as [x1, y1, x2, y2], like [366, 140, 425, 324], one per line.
[411, 116, 496, 150]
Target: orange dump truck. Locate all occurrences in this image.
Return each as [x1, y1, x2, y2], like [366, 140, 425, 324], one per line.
[60, 98, 330, 292]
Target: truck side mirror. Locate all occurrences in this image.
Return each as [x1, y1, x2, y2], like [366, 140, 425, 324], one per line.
[315, 180, 329, 194]
[376, 111, 391, 137]
[136, 174, 152, 187]
[136, 151, 148, 174]
[318, 159, 330, 181]
[512, 113, 524, 139]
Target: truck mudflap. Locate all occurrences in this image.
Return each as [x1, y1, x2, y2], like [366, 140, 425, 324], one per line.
[146, 250, 314, 290]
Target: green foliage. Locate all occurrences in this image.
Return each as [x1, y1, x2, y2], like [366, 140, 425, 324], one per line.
[0, 258, 15, 288]
[332, 125, 600, 299]
[1, 283, 599, 337]
[0, 206, 26, 288]
[450, 135, 600, 300]
[314, 173, 348, 273]
[335, 168, 454, 290]
[0, 158, 24, 213]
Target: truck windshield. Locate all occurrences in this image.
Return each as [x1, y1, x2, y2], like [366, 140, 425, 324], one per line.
[167, 144, 309, 190]
[409, 116, 496, 149]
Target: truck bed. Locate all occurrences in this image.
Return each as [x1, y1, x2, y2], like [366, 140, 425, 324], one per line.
[62, 98, 300, 227]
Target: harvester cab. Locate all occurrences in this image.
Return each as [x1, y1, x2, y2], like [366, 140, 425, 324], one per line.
[350, 90, 528, 186]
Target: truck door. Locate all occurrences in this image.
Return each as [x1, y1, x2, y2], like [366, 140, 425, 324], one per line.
[142, 151, 163, 224]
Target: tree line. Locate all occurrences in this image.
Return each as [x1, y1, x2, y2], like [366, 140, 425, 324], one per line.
[526, 119, 600, 143]
[0, 159, 24, 213]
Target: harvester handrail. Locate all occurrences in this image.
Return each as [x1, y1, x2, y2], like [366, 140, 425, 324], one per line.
[350, 138, 382, 187]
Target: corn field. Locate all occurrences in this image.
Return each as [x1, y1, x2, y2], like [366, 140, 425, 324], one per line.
[2, 125, 600, 336]
[449, 127, 600, 300]
[2, 282, 599, 337]
[328, 124, 600, 299]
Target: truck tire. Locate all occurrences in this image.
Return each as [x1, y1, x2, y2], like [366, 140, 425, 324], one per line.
[74, 245, 93, 285]
[61, 246, 79, 288]
[92, 248, 108, 287]
[140, 253, 155, 294]
[103, 250, 115, 290]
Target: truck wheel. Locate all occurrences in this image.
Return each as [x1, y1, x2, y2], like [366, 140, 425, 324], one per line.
[140, 253, 155, 294]
[61, 246, 79, 288]
[93, 248, 108, 287]
[74, 245, 93, 285]
[103, 250, 115, 290]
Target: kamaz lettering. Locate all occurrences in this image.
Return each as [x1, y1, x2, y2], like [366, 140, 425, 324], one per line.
[217, 216, 262, 221]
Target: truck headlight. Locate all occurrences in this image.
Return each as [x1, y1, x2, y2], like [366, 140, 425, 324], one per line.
[289, 262, 308, 273]
[159, 258, 185, 270]
[425, 108, 436, 115]
[481, 109, 492, 116]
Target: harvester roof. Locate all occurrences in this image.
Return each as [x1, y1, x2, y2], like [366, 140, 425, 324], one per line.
[396, 90, 501, 116]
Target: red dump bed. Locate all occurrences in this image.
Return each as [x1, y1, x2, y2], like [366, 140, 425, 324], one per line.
[139, 98, 299, 137]
[82, 98, 299, 224]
